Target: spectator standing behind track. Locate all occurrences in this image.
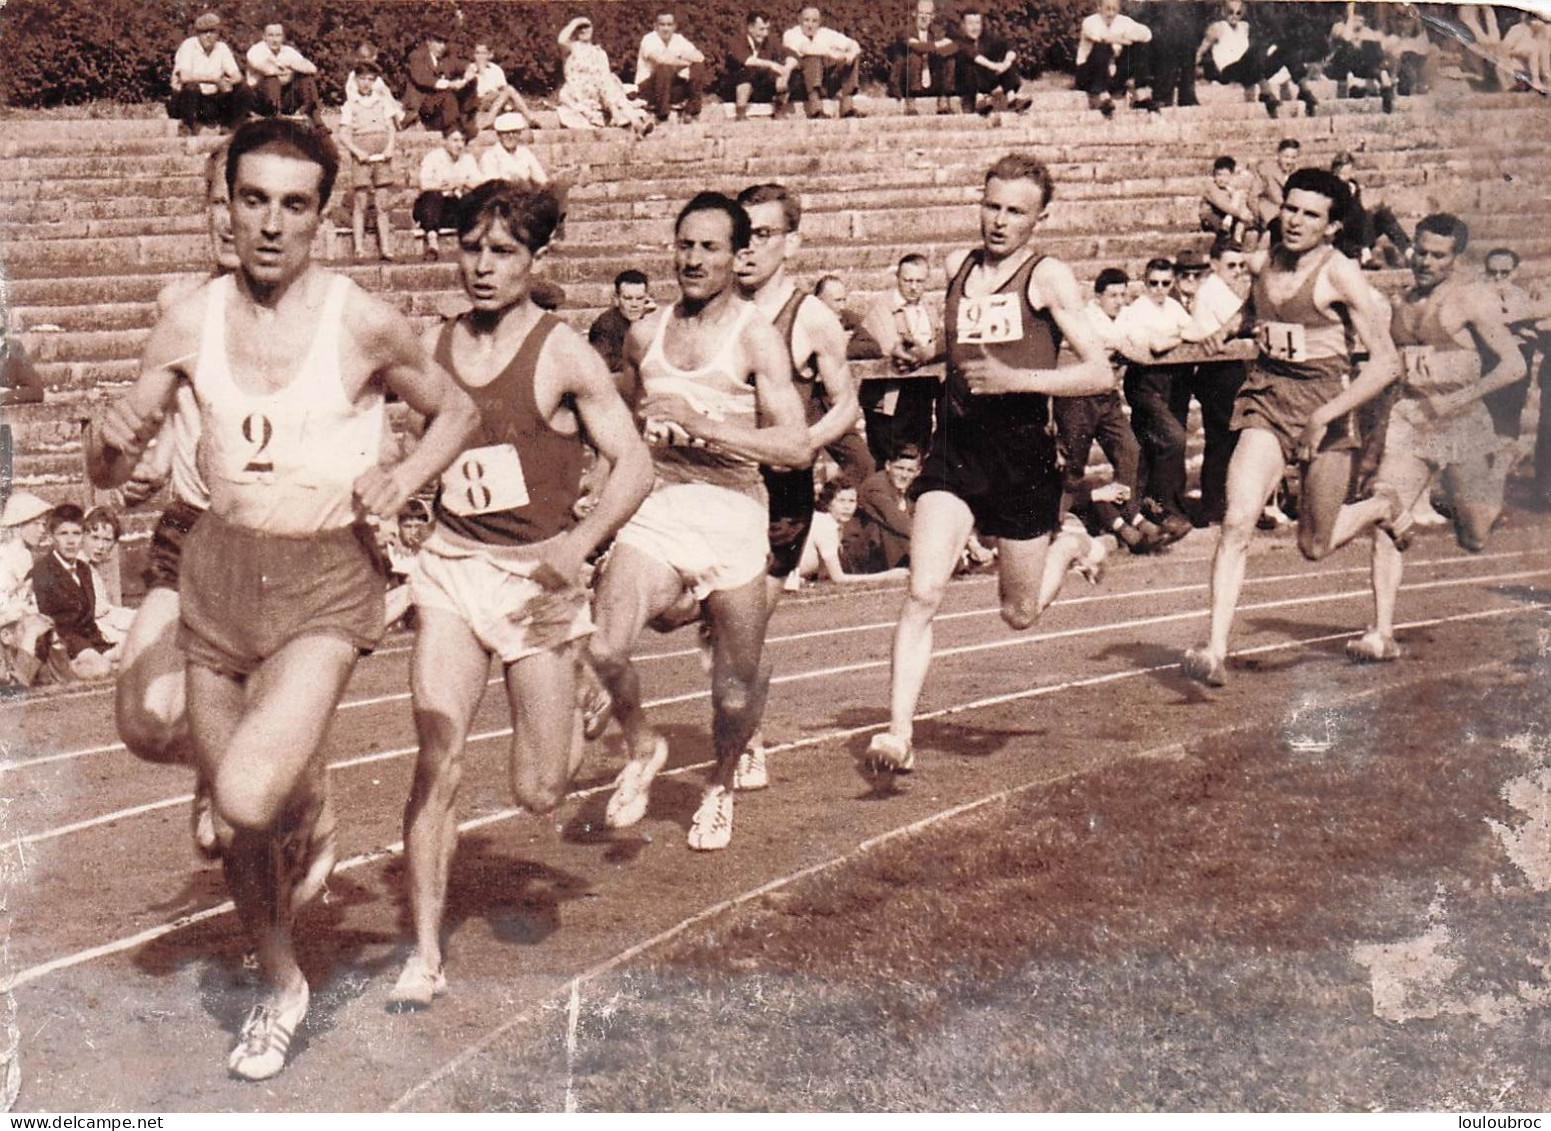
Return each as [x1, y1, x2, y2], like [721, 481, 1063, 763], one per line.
[345, 44, 403, 125]
[859, 254, 942, 468]
[1480, 247, 1545, 442]
[464, 42, 535, 134]
[889, 0, 959, 114]
[1116, 257, 1196, 541]
[33, 504, 117, 680]
[951, 11, 1027, 116]
[1175, 239, 1252, 525]
[170, 11, 247, 135]
[1075, 0, 1154, 116]
[404, 27, 474, 135]
[724, 11, 792, 119]
[590, 270, 655, 376]
[338, 63, 398, 261]
[414, 125, 481, 260]
[783, 6, 862, 119]
[635, 12, 708, 123]
[245, 23, 321, 124]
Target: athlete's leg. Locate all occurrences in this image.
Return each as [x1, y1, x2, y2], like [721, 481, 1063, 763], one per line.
[1365, 450, 1433, 643]
[1299, 448, 1380, 560]
[883, 491, 976, 744]
[115, 588, 189, 763]
[400, 607, 493, 988]
[1193, 428, 1285, 664]
[504, 638, 586, 813]
[588, 543, 687, 761]
[1442, 450, 1508, 553]
[701, 574, 774, 791]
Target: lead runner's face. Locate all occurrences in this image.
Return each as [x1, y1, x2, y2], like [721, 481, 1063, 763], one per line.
[230, 150, 323, 289]
[980, 176, 1045, 260]
[460, 217, 537, 312]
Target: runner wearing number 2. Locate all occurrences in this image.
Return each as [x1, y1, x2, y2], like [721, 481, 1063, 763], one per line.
[867, 153, 1116, 774]
[1182, 167, 1402, 687]
[393, 180, 653, 1008]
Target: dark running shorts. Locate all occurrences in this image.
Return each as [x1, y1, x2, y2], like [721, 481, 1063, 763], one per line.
[1231, 361, 1360, 464]
[761, 464, 816, 579]
[143, 498, 205, 592]
[178, 511, 386, 678]
[912, 416, 1063, 541]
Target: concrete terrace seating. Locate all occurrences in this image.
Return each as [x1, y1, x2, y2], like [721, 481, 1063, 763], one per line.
[2, 79, 1549, 555]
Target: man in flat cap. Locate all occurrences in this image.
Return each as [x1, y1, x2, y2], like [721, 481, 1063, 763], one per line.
[170, 12, 249, 134]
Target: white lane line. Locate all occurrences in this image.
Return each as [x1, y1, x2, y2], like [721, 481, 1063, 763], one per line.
[4, 547, 1540, 774]
[389, 638, 1538, 1111]
[3, 593, 1545, 997]
[8, 564, 1550, 847]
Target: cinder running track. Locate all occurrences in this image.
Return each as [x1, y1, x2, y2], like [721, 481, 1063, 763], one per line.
[3, 519, 1549, 1111]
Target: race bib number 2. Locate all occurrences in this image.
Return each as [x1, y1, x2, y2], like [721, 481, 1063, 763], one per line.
[440, 443, 530, 516]
[958, 293, 1024, 346]
[1257, 321, 1307, 362]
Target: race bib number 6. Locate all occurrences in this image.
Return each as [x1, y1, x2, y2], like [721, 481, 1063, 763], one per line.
[958, 293, 1024, 346]
[440, 443, 530, 516]
[1257, 321, 1307, 362]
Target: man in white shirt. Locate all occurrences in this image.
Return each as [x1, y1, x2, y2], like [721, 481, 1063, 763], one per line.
[859, 254, 942, 466]
[478, 113, 549, 188]
[246, 23, 320, 123]
[464, 42, 535, 133]
[1075, 0, 1153, 116]
[169, 11, 248, 134]
[1173, 242, 1251, 525]
[635, 12, 707, 122]
[1116, 256, 1195, 538]
[783, 6, 862, 119]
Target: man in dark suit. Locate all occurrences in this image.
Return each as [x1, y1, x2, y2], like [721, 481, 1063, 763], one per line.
[404, 28, 475, 134]
[32, 504, 115, 678]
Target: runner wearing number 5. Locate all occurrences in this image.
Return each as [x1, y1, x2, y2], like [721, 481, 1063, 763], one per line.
[1183, 168, 1402, 687]
[392, 180, 653, 1008]
[867, 153, 1117, 774]
[87, 119, 480, 1081]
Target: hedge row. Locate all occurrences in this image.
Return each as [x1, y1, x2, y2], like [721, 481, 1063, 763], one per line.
[0, 0, 1383, 109]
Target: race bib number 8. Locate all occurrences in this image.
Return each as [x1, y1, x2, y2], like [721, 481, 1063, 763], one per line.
[440, 443, 530, 516]
[958, 293, 1024, 346]
[1257, 321, 1307, 362]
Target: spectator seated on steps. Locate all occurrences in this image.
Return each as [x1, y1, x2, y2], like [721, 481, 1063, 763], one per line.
[887, 0, 959, 113]
[1076, 0, 1155, 115]
[463, 41, 538, 135]
[786, 480, 909, 590]
[404, 26, 476, 135]
[724, 11, 793, 119]
[557, 16, 654, 136]
[783, 5, 863, 119]
[634, 11, 708, 123]
[414, 124, 482, 261]
[245, 22, 322, 125]
[169, 10, 248, 135]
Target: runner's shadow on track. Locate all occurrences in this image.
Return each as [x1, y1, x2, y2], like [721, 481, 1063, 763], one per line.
[395, 843, 591, 949]
[561, 724, 707, 861]
[830, 711, 1039, 799]
[1491, 583, 1551, 608]
[1088, 640, 1218, 700]
[1242, 616, 1360, 665]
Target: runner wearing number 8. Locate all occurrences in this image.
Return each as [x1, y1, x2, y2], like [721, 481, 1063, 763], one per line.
[867, 153, 1116, 774]
[1182, 168, 1402, 687]
[392, 180, 653, 1008]
[1342, 213, 1525, 663]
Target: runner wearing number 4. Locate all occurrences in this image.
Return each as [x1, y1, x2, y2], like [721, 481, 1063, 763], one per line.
[1182, 168, 1402, 687]
[1343, 212, 1525, 663]
[88, 120, 479, 1081]
[392, 181, 653, 1009]
[868, 153, 1116, 774]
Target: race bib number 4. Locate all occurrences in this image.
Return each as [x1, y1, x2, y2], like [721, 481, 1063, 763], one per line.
[440, 443, 530, 516]
[1257, 321, 1307, 362]
[958, 293, 1024, 346]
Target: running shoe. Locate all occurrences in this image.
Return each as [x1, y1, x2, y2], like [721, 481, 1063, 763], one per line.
[389, 953, 448, 1010]
[733, 743, 769, 791]
[581, 676, 613, 741]
[1346, 629, 1400, 663]
[1410, 496, 1449, 527]
[687, 786, 735, 851]
[1069, 531, 1109, 586]
[1181, 646, 1227, 688]
[604, 736, 670, 829]
[228, 980, 309, 1082]
[866, 732, 915, 773]
[191, 772, 220, 862]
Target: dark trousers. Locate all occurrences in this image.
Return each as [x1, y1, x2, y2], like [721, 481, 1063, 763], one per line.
[168, 85, 249, 130]
[643, 61, 705, 119]
[861, 378, 937, 468]
[1326, 40, 1388, 83]
[412, 190, 460, 233]
[1125, 363, 1191, 519]
[1148, 34, 1199, 106]
[251, 74, 320, 119]
[1075, 43, 1150, 98]
[1483, 343, 1536, 439]
[791, 55, 860, 108]
[1169, 360, 1246, 522]
[1054, 390, 1142, 525]
[1202, 51, 1261, 87]
[889, 39, 957, 97]
[953, 53, 1021, 110]
[409, 86, 476, 135]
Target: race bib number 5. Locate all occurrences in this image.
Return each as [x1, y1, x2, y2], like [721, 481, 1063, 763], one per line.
[440, 443, 530, 516]
[958, 293, 1024, 346]
[1257, 321, 1307, 362]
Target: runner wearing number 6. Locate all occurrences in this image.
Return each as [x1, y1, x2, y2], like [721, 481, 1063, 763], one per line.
[393, 180, 654, 1009]
[1183, 168, 1403, 687]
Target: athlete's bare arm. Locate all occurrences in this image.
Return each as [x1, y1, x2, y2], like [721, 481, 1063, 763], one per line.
[799, 296, 861, 455]
[350, 291, 480, 519]
[1410, 284, 1529, 423]
[1297, 255, 1401, 457]
[640, 314, 811, 468]
[534, 328, 654, 588]
[960, 256, 1117, 397]
[86, 286, 206, 489]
